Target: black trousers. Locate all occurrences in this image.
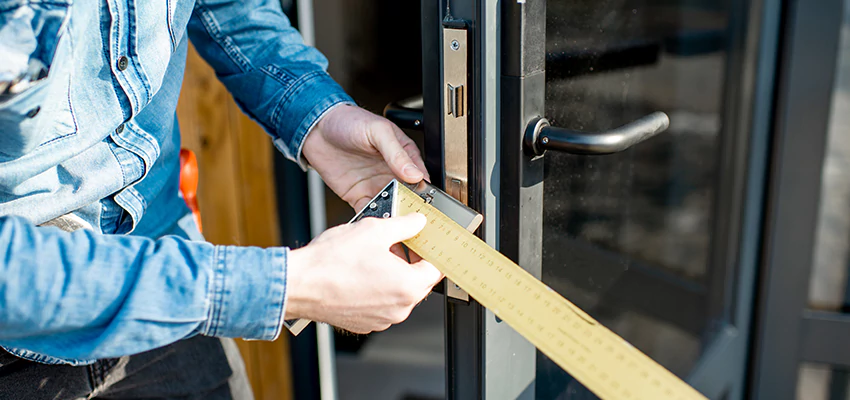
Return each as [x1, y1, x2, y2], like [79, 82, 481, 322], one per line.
[0, 335, 252, 400]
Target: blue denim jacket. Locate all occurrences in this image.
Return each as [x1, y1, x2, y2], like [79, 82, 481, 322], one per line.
[0, 0, 353, 365]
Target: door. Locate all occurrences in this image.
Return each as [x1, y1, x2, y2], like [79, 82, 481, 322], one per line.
[410, 0, 781, 399]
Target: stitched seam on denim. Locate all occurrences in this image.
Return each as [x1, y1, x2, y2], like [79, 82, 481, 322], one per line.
[207, 246, 227, 336]
[123, 186, 147, 211]
[38, 76, 80, 148]
[269, 70, 324, 129]
[111, 126, 158, 179]
[216, 247, 228, 337]
[109, 2, 141, 113]
[166, 1, 176, 51]
[203, 247, 219, 335]
[98, 2, 129, 122]
[196, 2, 252, 72]
[110, 134, 149, 180]
[114, 191, 141, 218]
[261, 64, 297, 87]
[125, 0, 152, 102]
[0, 346, 93, 365]
[128, 123, 161, 161]
[271, 247, 287, 340]
[106, 138, 130, 186]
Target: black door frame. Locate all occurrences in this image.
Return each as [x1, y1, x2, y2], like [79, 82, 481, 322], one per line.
[750, 0, 847, 399]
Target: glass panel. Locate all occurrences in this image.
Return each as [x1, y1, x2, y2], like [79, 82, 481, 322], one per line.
[808, 2, 850, 311]
[797, 363, 850, 400]
[537, 0, 739, 397]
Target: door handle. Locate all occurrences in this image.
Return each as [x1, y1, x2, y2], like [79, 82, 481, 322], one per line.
[383, 96, 424, 131]
[523, 112, 670, 156]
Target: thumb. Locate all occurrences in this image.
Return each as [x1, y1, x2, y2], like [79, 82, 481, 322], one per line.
[369, 123, 425, 183]
[375, 213, 427, 245]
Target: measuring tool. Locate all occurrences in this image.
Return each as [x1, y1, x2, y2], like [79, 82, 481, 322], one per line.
[282, 180, 482, 335]
[287, 179, 707, 400]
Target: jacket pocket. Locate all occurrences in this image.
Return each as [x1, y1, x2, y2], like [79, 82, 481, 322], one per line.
[0, 1, 76, 158]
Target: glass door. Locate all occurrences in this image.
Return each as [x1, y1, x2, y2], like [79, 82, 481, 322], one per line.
[413, 0, 781, 399]
[534, 1, 753, 398]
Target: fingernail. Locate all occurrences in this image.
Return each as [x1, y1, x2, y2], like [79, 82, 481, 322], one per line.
[403, 164, 423, 179]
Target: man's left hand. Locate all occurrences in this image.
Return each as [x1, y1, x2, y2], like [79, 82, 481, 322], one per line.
[302, 105, 429, 211]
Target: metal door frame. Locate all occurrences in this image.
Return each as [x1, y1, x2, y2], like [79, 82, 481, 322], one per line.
[750, 0, 847, 398]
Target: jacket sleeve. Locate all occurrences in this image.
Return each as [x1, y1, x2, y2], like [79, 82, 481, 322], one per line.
[0, 216, 288, 361]
[187, 0, 354, 169]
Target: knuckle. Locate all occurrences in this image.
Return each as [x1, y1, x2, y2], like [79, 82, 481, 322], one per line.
[391, 308, 412, 324]
[358, 217, 380, 229]
[370, 119, 394, 133]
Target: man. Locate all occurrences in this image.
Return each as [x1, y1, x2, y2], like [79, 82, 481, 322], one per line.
[0, 0, 441, 398]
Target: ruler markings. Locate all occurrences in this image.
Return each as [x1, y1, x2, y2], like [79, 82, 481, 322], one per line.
[397, 185, 706, 400]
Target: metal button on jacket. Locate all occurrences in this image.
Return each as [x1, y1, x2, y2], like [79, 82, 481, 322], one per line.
[26, 106, 40, 118]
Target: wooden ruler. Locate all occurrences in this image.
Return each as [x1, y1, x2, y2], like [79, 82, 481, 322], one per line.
[396, 184, 707, 400]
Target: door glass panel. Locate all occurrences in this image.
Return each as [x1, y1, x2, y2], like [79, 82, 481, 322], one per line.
[537, 1, 737, 397]
[808, 1, 850, 312]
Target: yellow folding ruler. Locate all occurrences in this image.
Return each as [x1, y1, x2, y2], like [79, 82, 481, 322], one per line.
[286, 179, 706, 400]
[397, 180, 706, 400]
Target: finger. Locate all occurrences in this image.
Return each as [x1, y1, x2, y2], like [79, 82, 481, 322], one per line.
[369, 122, 425, 183]
[411, 258, 444, 287]
[370, 213, 427, 245]
[353, 197, 371, 212]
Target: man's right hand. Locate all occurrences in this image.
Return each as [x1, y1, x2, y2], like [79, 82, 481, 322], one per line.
[284, 213, 443, 334]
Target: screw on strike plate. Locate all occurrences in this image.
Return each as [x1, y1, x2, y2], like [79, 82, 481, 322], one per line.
[381, 191, 389, 198]
[451, 40, 460, 51]
[382, 212, 390, 218]
[369, 203, 377, 209]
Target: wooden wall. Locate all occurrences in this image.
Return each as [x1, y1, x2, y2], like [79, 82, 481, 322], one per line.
[177, 44, 294, 400]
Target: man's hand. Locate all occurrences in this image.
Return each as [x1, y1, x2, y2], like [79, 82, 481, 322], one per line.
[285, 213, 443, 334]
[302, 105, 429, 211]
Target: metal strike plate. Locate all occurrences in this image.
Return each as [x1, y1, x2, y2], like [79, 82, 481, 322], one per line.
[442, 26, 471, 302]
[282, 180, 482, 335]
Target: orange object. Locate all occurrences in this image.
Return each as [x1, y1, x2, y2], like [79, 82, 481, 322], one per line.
[179, 149, 202, 232]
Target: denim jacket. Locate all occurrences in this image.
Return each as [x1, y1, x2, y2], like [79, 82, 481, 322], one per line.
[0, 0, 353, 365]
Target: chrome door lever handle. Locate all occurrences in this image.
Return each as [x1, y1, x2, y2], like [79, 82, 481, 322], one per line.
[524, 112, 670, 156]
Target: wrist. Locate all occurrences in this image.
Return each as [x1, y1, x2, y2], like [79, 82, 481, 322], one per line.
[284, 246, 316, 321]
[301, 103, 354, 168]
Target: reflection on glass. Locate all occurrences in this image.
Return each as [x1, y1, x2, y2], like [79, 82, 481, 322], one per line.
[809, 3, 850, 312]
[537, 1, 734, 398]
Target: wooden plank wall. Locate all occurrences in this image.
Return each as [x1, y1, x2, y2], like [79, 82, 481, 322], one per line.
[177, 44, 294, 400]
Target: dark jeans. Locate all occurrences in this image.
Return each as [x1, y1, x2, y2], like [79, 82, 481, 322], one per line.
[0, 335, 253, 400]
